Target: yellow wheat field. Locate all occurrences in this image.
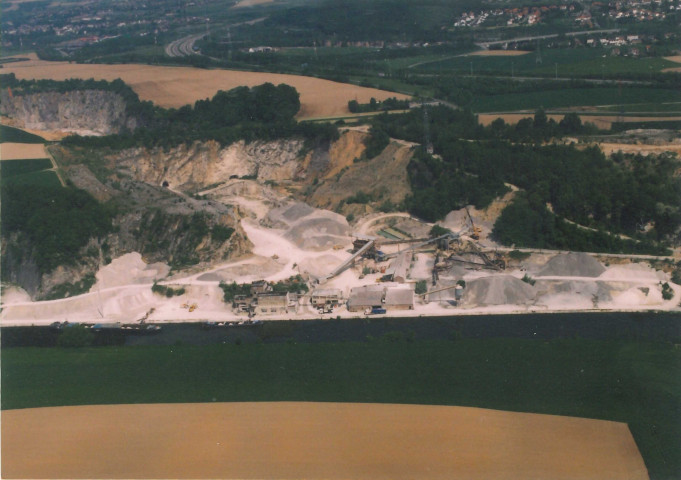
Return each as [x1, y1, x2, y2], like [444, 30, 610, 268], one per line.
[2, 402, 648, 480]
[2, 55, 409, 119]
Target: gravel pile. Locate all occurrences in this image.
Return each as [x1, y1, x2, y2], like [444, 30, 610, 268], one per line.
[462, 275, 536, 306]
[537, 252, 605, 277]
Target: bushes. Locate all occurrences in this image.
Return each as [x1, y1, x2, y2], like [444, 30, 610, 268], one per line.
[211, 225, 235, 243]
[151, 284, 186, 297]
[220, 282, 252, 302]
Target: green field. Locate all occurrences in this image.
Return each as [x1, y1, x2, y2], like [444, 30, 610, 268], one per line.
[2, 338, 679, 479]
[469, 87, 681, 112]
[601, 102, 681, 113]
[0, 125, 46, 144]
[0, 158, 53, 178]
[413, 48, 679, 77]
[1, 168, 61, 188]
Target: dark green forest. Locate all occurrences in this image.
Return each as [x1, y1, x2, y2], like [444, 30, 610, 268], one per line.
[61, 82, 338, 149]
[370, 106, 679, 253]
[1, 183, 113, 274]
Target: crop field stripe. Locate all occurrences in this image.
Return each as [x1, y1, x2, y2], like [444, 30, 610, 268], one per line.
[469, 87, 681, 113]
[0, 158, 53, 177]
[2, 338, 679, 478]
[1, 169, 62, 188]
[0, 125, 46, 144]
[1, 402, 649, 480]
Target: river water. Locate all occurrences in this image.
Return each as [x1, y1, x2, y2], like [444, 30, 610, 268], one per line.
[3, 311, 680, 348]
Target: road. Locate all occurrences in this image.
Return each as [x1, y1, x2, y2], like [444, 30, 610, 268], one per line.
[165, 32, 207, 57]
[165, 17, 267, 58]
[475, 28, 620, 49]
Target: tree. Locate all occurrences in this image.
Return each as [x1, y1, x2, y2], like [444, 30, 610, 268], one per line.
[559, 112, 582, 133]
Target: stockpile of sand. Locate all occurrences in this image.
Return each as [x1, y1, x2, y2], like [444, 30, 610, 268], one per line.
[285, 217, 350, 250]
[535, 280, 613, 310]
[268, 202, 351, 251]
[0, 287, 156, 324]
[2, 402, 649, 480]
[298, 254, 345, 278]
[196, 256, 284, 283]
[608, 286, 664, 307]
[462, 275, 536, 306]
[94, 252, 169, 290]
[599, 263, 668, 282]
[537, 252, 605, 277]
[0, 286, 32, 305]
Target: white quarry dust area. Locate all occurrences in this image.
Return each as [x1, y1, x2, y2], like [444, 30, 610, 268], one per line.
[1, 198, 679, 325]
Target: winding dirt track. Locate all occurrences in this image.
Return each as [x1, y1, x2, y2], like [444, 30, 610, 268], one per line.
[2, 402, 648, 480]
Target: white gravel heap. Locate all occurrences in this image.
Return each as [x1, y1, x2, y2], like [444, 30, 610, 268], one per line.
[462, 275, 536, 306]
[537, 252, 605, 278]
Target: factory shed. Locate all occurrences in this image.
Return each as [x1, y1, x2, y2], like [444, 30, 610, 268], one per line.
[383, 251, 412, 283]
[384, 287, 414, 310]
[311, 288, 343, 307]
[256, 292, 291, 314]
[347, 285, 385, 312]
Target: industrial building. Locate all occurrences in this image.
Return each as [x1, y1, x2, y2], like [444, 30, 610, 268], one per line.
[347, 285, 414, 312]
[382, 251, 412, 283]
[255, 292, 292, 315]
[311, 288, 343, 308]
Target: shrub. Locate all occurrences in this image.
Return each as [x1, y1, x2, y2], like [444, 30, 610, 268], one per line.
[661, 282, 674, 300]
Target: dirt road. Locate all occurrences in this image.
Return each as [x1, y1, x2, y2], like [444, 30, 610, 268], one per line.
[2, 402, 648, 480]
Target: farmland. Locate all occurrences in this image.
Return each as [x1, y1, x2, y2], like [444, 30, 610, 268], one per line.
[2, 334, 680, 479]
[2, 402, 647, 479]
[0, 124, 46, 143]
[1, 55, 409, 118]
[468, 86, 681, 113]
[412, 47, 680, 77]
[1, 142, 48, 160]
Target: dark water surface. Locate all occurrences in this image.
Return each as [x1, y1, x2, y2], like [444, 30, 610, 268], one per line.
[3, 311, 681, 348]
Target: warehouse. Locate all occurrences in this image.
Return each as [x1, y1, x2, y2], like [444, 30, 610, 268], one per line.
[311, 288, 343, 308]
[384, 287, 414, 310]
[256, 292, 291, 315]
[347, 285, 414, 312]
[347, 285, 385, 312]
[382, 251, 412, 283]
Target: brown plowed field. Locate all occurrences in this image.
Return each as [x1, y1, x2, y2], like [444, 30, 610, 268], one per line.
[0, 142, 47, 160]
[2, 402, 649, 480]
[2, 56, 409, 119]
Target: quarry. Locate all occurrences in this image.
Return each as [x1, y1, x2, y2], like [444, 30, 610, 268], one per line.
[1, 83, 679, 327]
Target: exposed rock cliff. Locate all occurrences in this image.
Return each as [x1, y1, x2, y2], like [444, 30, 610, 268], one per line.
[114, 139, 306, 191]
[0, 90, 141, 135]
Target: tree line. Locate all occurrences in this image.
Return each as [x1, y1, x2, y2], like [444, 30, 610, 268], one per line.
[370, 105, 679, 253]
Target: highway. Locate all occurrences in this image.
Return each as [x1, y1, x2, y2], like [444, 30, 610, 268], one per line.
[475, 28, 620, 48]
[165, 17, 267, 58]
[165, 32, 207, 57]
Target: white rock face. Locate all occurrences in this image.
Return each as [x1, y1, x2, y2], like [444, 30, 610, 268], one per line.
[0, 90, 139, 135]
[116, 139, 305, 191]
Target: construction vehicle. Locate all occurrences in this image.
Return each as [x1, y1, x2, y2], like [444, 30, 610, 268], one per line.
[465, 207, 481, 240]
